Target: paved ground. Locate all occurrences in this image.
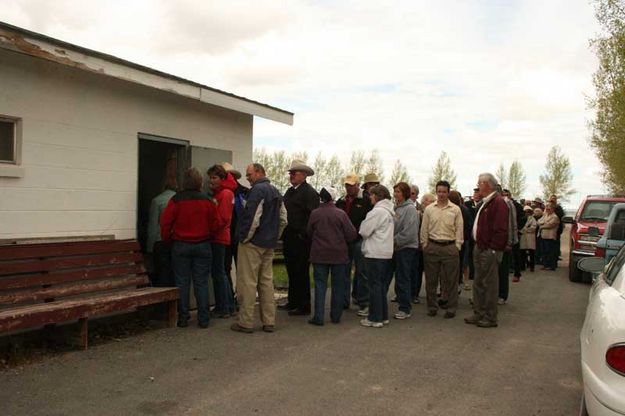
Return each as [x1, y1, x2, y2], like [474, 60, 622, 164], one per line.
[0, 240, 589, 416]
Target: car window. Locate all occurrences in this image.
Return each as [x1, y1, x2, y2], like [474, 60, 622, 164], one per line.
[608, 209, 625, 240]
[604, 244, 625, 286]
[580, 201, 617, 222]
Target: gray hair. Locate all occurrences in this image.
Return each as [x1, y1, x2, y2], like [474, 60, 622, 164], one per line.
[410, 184, 419, 196]
[478, 173, 498, 189]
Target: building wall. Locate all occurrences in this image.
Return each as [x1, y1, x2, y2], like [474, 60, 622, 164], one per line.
[0, 49, 253, 240]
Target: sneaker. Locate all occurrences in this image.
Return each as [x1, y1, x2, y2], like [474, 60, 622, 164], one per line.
[412, 297, 420, 304]
[360, 318, 383, 328]
[382, 320, 390, 325]
[476, 320, 498, 328]
[498, 298, 506, 305]
[357, 307, 369, 317]
[394, 311, 411, 320]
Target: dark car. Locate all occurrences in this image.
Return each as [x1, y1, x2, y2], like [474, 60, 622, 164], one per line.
[563, 195, 625, 283]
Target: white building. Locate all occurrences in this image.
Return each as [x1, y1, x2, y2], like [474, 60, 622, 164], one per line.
[0, 22, 293, 246]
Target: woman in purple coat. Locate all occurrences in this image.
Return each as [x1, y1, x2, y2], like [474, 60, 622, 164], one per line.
[307, 187, 358, 325]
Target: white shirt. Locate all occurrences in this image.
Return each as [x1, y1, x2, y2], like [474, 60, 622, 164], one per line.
[472, 191, 497, 241]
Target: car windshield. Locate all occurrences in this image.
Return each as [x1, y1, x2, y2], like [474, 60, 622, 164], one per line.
[580, 201, 617, 222]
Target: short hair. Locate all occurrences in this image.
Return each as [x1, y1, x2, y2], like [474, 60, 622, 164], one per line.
[449, 190, 463, 206]
[394, 182, 411, 200]
[435, 180, 451, 192]
[502, 188, 511, 195]
[251, 163, 266, 175]
[183, 167, 203, 191]
[421, 193, 435, 204]
[207, 164, 227, 180]
[369, 184, 391, 201]
[478, 173, 498, 189]
[410, 184, 419, 196]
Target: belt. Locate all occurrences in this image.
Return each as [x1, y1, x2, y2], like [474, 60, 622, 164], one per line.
[428, 239, 455, 246]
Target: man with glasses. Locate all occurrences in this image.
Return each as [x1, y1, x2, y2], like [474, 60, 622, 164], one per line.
[278, 160, 320, 316]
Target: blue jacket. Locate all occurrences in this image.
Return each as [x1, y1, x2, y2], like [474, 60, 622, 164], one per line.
[237, 177, 287, 249]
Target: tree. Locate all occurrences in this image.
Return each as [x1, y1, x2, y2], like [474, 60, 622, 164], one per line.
[539, 146, 575, 201]
[349, 150, 366, 178]
[365, 149, 385, 183]
[325, 155, 345, 191]
[495, 163, 507, 189]
[291, 151, 309, 164]
[310, 152, 328, 189]
[267, 150, 290, 193]
[389, 159, 411, 186]
[507, 160, 527, 198]
[428, 151, 457, 193]
[589, 0, 625, 193]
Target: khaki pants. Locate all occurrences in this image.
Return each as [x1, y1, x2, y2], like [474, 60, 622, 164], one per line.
[236, 242, 276, 329]
[472, 247, 502, 323]
[424, 243, 459, 313]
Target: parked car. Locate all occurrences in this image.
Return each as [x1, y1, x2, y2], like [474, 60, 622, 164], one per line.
[563, 195, 625, 283]
[596, 203, 625, 263]
[577, 248, 625, 415]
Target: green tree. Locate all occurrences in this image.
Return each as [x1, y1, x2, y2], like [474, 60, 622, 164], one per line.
[349, 150, 366, 178]
[495, 163, 507, 189]
[389, 159, 411, 186]
[325, 155, 345, 191]
[589, 0, 625, 193]
[507, 160, 527, 198]
[365, 149, 385, 183]
[428, 151, 457, 193]
[310, 152, 328, 189]
[539, 146, 575, 201]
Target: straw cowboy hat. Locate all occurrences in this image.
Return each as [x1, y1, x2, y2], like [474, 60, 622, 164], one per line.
[361, 173, 380, 188]
[221, 162, 241, 180]
[344, 173, 360, 186]
[287, 159, 314, 176]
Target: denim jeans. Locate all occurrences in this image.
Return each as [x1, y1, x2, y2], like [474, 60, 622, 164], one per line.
[348, 239, 368, 308]
[211, 243, 234, 314]
[541, 239, 558, 269]
[172, 241, 212, 325]
[365, 258, 392, 323]
[413, 249, 424, 296]
[394, 248, 418, 314]
[313, 263, 347, 323]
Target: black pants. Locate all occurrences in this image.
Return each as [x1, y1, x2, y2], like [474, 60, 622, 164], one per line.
[224, 241, 238, 299]
[468, 240, 475, 280]
[511, 243, 522, 278]
[523, 249, 535, 271]
[152, 241, 174, 287]
[283, 233, 311, 310]
[498, 251, 511, 301]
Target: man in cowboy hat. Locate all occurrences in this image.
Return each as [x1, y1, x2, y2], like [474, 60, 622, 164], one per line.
[336, 173, 372, 314]
[362, 173, 381, 192]
[278, 159, 320, 315]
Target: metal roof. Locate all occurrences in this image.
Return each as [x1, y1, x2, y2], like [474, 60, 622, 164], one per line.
[0, 21, 294, 125]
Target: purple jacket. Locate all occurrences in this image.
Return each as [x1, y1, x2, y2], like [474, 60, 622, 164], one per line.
[307, 202, 358, 264]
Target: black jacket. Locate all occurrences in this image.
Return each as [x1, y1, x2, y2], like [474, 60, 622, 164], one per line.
[283, 181, 320, 238]
[336, 192, 373, 233]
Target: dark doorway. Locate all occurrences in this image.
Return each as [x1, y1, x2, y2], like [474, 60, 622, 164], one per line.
[137, 134, 188, 252]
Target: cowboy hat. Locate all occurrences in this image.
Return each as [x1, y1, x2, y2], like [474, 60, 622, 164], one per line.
[363, 173, 380, 184]
[287, 159, 314, 176]
[344, 173, 360, 186]
[221, 162, 241, 180]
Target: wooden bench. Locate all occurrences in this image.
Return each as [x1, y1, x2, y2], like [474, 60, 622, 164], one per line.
[0, 239, 178, 349]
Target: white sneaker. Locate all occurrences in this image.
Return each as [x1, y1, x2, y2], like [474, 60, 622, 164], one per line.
[498, 298, 506, 305]
[360, 318, 383, 328]
[357, 307, 369, 317]
[394, 311, 411, 320]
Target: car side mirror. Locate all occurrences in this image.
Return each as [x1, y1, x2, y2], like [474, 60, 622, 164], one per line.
[588, 226, 600, 237]
[562, 216, 574, 224]
[577, 257, 605, 274]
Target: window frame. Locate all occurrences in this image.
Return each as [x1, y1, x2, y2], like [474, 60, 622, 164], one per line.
[0, 116, 19, 165]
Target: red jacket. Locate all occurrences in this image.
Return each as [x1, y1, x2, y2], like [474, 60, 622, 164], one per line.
[210, 173, 237, 245]
[160, 190, 224, 243]
[475, 194, 509, 251]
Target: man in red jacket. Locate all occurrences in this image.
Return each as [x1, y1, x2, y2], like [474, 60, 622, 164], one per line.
[160, 167, 225, 328]
[465, 173, 509, 328]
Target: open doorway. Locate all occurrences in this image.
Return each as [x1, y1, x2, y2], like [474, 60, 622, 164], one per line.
[136, 133, 188, 252]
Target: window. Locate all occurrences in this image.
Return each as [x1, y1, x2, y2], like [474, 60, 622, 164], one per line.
[0, 118, 16, 163]
[604, 245, 625, 286]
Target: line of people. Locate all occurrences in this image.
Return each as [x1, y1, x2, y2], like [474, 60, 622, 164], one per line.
[149, 158, 563, 332]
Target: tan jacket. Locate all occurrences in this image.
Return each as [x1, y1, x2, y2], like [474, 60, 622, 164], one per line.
[538, 213, 559, 240]
[519, 216, 537, 250]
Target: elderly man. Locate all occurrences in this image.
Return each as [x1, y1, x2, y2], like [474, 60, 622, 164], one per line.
[410, 184, 421, 211]
[465, 173, 509, 328]
[231, 163, 287, 334]
[420, 180, 464, 319]
[279, 159, 320, 316]
[336, 174, 372, 314]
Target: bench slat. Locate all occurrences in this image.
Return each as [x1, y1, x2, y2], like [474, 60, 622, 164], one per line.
[0, 287, 178, 333]
[0, 252, 143, 276]
[0, 264, 146, 291]
[0, 240, 139, 261]
[0, 275, 149, 305]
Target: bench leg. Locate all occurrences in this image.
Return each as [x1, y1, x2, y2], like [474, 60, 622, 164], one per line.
[167, 300, 177, 328]
[78, 318, 88, 350]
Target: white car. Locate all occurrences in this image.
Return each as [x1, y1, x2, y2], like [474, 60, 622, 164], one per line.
[578, 247, 625, 415]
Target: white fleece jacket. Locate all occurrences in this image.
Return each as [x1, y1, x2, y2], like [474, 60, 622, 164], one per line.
[359, 199, 395, 259]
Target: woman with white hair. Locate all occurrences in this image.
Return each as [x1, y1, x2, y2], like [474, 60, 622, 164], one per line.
[307, 187, 358, 325]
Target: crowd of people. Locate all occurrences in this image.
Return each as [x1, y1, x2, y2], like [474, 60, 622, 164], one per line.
[147, 159, 566, 331]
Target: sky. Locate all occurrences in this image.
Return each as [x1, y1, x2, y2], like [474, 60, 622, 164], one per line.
[3, 0, 607, 208]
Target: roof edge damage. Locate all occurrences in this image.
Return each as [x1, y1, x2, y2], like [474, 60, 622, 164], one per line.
[0, 21, 293, 125]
